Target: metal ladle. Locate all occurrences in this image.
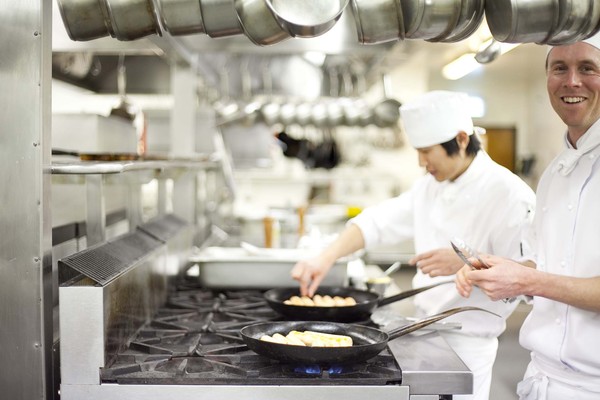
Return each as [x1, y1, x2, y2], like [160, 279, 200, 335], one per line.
[474, 39, 502, 64]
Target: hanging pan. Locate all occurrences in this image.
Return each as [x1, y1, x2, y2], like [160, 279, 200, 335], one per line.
[240, 306, 499, 364]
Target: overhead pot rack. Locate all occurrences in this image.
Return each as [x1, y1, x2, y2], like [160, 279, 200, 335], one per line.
[57, 0, 600, 45]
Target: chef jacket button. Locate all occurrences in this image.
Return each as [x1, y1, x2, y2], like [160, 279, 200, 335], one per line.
[590, 154, 595, 159]
[567, 204, 573, 211]
[560, 261, 566, 268]
[542, 207, 548, 212]
[555, 318, 561, 325]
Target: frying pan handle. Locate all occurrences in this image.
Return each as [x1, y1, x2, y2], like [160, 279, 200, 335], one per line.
[377, 280, 454, 307]
[386, 306, 501, 340]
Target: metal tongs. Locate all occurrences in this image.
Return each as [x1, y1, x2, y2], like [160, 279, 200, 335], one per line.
[451, 238, 516, 304]
[451, 237, 490, 270]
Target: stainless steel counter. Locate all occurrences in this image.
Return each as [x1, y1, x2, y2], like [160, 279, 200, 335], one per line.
[390, 332, 472, 396]
[362, 264, 472, 397]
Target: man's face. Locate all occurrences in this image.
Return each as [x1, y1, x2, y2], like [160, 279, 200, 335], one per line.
[416, 142, 466, 182]
[547, 42, 600, 140]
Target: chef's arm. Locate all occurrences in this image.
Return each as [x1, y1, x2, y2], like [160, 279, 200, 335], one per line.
[458, 256, 600, 312]
[291, 223, 365, 296]
[528, 272, 600, 312]
[316, 223, 365, 266]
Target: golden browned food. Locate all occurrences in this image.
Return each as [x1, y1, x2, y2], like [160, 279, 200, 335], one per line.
[259, 330, 353, 347]
[283, 294, 357, 307]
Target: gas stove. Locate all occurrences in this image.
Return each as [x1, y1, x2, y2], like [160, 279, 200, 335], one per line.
[101, 284, 403, 387]
[58, 229, 471, 400]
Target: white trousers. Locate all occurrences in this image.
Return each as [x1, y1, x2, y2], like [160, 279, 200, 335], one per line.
[439, 332, 498, 400]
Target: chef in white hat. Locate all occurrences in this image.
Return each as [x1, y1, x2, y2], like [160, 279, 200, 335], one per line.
[457, 34, 600, 400]
[292, 90, 536, 400]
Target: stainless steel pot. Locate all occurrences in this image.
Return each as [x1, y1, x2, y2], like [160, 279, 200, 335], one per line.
[155, 0, 205, 35]
[265, 0, 349, 38]
[234, 0, 291, 45]
[439, 0, 485, 43]
[372, 98, 401, 128]
[200, 0, 244, 38]
[56, 0, 112, 41]
[351, 0, 404, 44]
[546, 0, 600, 45]
[402, 0, 461, 41]
[104, 0, 161, 40]
[486, 0, 560, 43]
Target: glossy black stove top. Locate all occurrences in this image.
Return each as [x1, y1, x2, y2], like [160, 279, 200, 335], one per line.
[101, 283, 402, 386]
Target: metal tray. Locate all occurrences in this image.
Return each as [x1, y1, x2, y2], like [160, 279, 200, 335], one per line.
[187, 247, 348, 288]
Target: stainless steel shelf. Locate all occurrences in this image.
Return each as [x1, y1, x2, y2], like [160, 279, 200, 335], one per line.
[51, 156, 221, 175]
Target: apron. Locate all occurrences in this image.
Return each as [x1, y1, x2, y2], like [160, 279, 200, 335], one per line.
[517, 354, 600, 400]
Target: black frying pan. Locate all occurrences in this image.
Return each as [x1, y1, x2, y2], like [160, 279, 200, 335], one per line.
[240, 306, 499, 364]
[264, 280, 453, 322]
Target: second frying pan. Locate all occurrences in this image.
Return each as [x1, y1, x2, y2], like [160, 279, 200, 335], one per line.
[264, 280, 453, 322]
[241, 306, 499, 364]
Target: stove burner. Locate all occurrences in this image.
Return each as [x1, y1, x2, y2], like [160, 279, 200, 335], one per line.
[101, 285, 402, 386]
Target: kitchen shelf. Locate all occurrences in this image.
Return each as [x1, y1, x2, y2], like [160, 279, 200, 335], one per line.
[50, 155, 225, 247]
[50, 156, 221, 175]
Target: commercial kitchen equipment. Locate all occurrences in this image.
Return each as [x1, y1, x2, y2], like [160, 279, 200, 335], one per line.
[59, 221, 474, 399]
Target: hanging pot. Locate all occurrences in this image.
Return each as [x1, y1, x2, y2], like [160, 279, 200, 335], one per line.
[103, 0, 161, 40]
[485, 0, 560, 44]
[265, 0, 349, 38]
[438, 0, 485, 43]
[56, 0, 112, 41]
[155, 0, 205, 35]
[546, 0, 600, 45]
[234, 0, 291, 45]
[402, 0, 461, 41]
[200, 0, 244, 38]
[351, 0, 404, 44]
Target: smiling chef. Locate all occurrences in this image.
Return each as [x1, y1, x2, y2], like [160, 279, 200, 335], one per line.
[291, 90, 536, 400]
[456, 33, 600, 400]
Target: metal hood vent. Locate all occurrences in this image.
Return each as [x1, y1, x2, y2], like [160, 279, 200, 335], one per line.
[59, 231, 163, 286]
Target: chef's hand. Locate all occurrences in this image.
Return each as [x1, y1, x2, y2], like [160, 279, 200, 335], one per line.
[409, 248, 464, 277]
[456, 254, 530, 301]
[291, 257, 332, 297]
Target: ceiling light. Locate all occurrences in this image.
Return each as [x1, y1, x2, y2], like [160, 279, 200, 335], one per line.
[442, 53, 481, 80]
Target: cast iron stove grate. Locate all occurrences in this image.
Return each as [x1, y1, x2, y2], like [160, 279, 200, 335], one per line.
[101, 286, 402, 386]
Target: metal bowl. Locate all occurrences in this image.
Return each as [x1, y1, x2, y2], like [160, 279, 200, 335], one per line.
[351, 0, 404, 44]
[265, 0, 349, 38]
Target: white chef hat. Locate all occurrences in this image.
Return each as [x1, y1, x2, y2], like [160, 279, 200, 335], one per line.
[400, 90, 476, 149]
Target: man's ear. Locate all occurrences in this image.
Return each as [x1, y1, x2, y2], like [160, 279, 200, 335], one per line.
[456, 131, 470, 149]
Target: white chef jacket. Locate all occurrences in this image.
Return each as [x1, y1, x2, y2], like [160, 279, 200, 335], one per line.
[351, 151, 536, 338]
[518, 119, 600, 397]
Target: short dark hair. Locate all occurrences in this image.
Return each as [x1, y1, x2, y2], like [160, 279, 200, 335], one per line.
[440, 133, 482, 156]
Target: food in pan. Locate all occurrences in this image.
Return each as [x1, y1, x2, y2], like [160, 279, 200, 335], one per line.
[283, 294, 357, 307]
[259, 330, 353, 347]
